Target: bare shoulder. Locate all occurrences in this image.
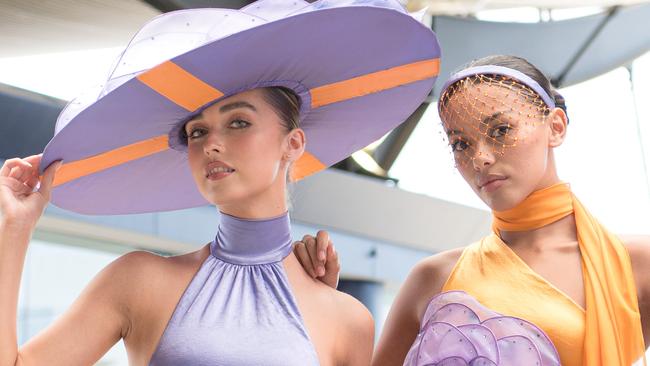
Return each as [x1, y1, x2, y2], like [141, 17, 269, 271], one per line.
[332, 288, 374, 333]
[95, 251, 165, 294]
[398, 246, 467, 322]
[620, 235, 650, 345]
[369, 246, 468, 365]
[409, 246, 467, 294]
[108, 248, 201, 282]
[302, 278, 374, 333]
[620, 235, 650, 273]
[621, 235, 650, 253]
[328, 287, 374, 365]
[106, 246, 209, 309]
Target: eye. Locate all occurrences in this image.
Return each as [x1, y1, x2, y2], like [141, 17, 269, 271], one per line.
[229, 119, 250, 129]
[450, 139, 469, 152]
[187, 127, 207, 140]
[489, 125, 512, 140]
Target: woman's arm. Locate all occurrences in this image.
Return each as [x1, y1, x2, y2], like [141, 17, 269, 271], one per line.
[16, 255, 133, 366]
[622, 235, 650, 348]
[0, 220, 34, 366]
[0, 156, 130, 366]
[372, 248, 463, 366]
[371, 259, 440, 366]
[336, 293, 374, 366]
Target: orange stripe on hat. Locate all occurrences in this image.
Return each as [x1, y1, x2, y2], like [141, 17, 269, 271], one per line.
[51, 135, 169, 187]
[137, 61, 224, 111]
[291, 151, 326, 181]
[310, 58, 440, 109]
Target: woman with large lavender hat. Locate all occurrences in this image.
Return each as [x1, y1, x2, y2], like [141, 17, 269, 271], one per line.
[0, 0, 441, 364]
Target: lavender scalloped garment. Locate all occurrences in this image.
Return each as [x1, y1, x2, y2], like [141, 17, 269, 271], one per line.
[404, 291, 561, 366]
[148, 212, 319, 365]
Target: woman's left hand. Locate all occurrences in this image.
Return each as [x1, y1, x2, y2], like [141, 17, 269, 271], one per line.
[293, 230, 340, 289]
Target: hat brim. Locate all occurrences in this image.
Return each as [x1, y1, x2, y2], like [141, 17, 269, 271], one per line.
[41, 4, 440, 214]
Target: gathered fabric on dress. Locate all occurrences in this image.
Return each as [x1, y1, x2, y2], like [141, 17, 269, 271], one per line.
[149, 212, 319, 366]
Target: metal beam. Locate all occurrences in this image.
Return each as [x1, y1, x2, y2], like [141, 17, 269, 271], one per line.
[140, 0, 254, 12]
[373, 102, 430, 172]
[0, 83, 63, 159]
[553, 6, 620, 87]
[432, 4, 650, 96]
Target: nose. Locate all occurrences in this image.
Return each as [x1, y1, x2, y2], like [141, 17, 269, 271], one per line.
[202, 131, 224, 156]
[471, 139, 496, 171]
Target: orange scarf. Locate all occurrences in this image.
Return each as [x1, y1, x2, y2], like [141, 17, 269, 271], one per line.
[493, 182, 646, 365]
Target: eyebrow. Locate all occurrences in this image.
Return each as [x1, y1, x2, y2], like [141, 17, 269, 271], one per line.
[184, 114, 203, 132]
[482, 111, 505, 125]
[446, 129, 463, 137]
[184, 101, 258, 129]
[219, 101, 257, 113]
[445, 111, 507, 137]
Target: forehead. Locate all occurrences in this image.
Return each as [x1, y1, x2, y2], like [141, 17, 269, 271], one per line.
[217, 89, 263, 105]
[207, 89, 264, 112]
[446, 81, 516, 111]
[186, 89, 265, 124]
[441, 78, 545, 128]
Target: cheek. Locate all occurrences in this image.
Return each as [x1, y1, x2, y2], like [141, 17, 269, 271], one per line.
[456, 163, 476, 186]
[500, 138, 549, 198]
[234, 134, 284, 177]
[187, 145, 204, 177]
[516, 132, 548, 169]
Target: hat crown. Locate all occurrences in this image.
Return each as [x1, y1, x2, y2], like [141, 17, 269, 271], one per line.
[55, 0, 424, 134]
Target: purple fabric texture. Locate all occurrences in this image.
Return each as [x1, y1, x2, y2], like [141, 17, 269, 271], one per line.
[149, 211, 319, 365]
[404, 291, 560, 366]
[40, 0, 440, 215]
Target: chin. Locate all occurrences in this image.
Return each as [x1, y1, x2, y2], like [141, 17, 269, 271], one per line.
[481, 191, 523, 212]
[198, 185, 238, 206]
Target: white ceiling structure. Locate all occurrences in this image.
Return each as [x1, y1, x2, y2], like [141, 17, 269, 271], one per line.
[0, 0, 159, 57]
[1, 0, 648, 88]
[1, 0, 648, 56]
[407, 0, 650, 15]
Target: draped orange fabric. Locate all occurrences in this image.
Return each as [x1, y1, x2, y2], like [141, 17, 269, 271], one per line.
[444, 182, 646, 366]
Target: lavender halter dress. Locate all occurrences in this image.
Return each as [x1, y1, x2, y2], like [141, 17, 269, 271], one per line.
[149, 212, 320, 365]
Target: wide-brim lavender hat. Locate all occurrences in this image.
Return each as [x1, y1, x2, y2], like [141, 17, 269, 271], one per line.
[40, 0, 440, 215]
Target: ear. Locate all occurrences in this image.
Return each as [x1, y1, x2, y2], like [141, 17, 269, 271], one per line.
[547, 108, 568, 148]
[283, 128, 306, 163]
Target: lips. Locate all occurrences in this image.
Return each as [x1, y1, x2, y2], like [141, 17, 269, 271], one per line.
[477, 174, 507, 190]
[205, 160, 235, 179]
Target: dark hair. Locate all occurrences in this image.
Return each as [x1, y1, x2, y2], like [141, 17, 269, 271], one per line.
[260, 86, 301, 131]
[450, 55, 569, 123]
[178, 86, 301, 145]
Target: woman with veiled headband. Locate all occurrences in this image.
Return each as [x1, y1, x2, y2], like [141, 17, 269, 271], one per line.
[0, 1, 441, 364]
[296, 55, 649, 366]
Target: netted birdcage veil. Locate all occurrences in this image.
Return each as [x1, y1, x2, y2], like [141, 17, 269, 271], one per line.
[438, 65, 557, 168]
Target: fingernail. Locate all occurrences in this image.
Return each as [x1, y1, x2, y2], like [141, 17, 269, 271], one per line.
[318, 267, 325, 276]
